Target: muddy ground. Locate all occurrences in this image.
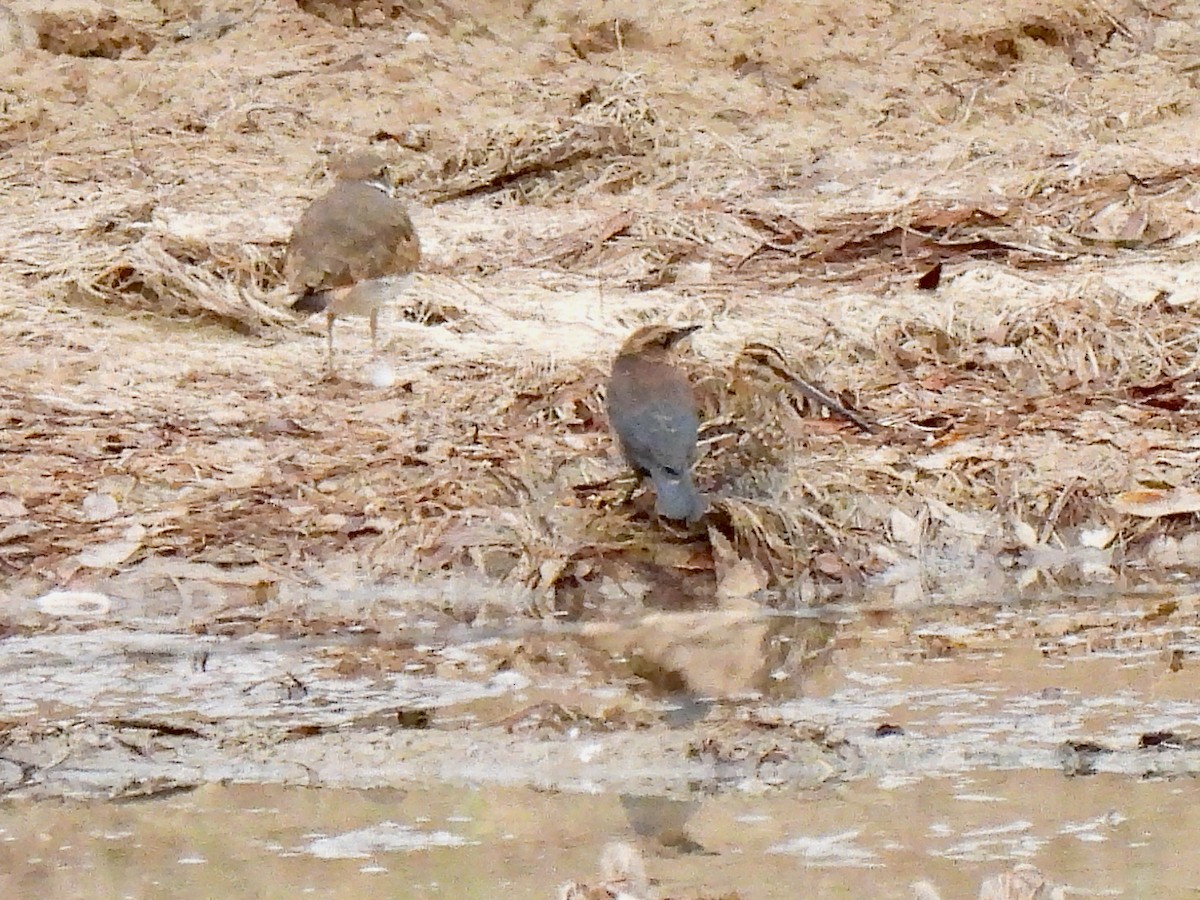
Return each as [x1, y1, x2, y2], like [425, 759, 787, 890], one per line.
[2, 0, 1200, 896]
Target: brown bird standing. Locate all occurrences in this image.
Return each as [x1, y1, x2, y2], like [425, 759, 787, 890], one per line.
[284, 151, 421, 371]
[606, 324, 706, 523]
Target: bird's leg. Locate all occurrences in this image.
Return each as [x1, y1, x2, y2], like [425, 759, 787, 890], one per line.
[325, 310, 337, 374]
[369, 306, 379, 358]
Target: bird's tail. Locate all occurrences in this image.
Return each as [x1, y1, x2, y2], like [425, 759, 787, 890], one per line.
[291, 291, 331, 314]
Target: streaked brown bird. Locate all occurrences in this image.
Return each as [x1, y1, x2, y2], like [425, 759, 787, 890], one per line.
[606, 324, 706, 523]
[284, 151, 421, 371]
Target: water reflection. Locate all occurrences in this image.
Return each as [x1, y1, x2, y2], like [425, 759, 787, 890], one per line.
[619, 793, 707, 855]
[581, 609, 839, 704]
[0, 775, 1195, 898]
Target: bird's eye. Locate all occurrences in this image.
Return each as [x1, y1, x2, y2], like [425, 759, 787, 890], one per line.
[662, 466, 682, 478]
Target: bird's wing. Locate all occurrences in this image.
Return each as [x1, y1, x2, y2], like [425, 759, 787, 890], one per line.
[345, 187, 421, 283]
[285, 182, 420, 293]
[620, 402, 699, 475]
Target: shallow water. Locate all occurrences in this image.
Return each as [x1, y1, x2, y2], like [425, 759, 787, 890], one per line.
[0, 773, 1194, 898]
[1, 592, 1198, 896]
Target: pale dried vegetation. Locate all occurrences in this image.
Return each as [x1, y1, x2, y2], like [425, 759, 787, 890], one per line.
[2, 0, 1200, 625]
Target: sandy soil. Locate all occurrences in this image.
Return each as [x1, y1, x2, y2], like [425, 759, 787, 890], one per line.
[3, 0, 1200, 611]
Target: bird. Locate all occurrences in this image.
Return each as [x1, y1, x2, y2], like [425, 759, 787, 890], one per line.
[606, 324, 706, 523]
[283, 151, 421, 373]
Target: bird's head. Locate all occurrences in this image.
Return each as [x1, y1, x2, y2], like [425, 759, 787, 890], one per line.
[327, 150, 394, 188]
[617, 324, 701, 361]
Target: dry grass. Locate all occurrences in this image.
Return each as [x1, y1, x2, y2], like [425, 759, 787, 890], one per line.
[2, 0, 1200, 624]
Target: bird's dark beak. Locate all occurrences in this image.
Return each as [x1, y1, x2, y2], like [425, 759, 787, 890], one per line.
[665, 325, 702, 347]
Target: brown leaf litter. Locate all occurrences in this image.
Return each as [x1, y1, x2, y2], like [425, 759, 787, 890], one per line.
[1, 0, 1200, 626]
